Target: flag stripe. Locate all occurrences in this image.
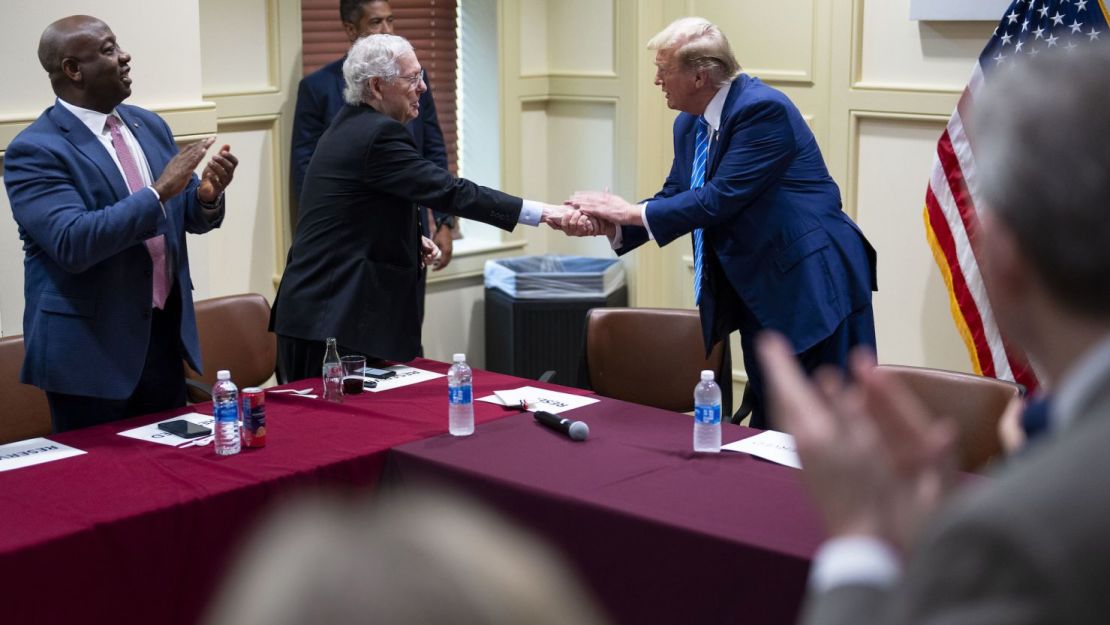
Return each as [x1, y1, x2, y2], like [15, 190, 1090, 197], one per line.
[926, 167, 1002, 379]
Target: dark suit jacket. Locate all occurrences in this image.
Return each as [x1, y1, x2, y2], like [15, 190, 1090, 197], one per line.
[271, 104, 521, 361]
[617, 75, 877, 355]
[801, 353, 1110, 625]
[3, 102, 223, 399]
[291, 56, 448, 235]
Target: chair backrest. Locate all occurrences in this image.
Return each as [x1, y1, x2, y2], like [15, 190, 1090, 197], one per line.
[876, 364, 1022, 473]
[186, 293, 277, 403]
[0, 335, 52, 444]
[585, 307, 729, 413]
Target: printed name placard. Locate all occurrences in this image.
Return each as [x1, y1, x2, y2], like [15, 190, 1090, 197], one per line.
[478, 386, 599, 415]
[117, 413, 216, 446]
[364, 366, 445, 392]
[722, 430, 802, 469]
[0, 438, 86, 472]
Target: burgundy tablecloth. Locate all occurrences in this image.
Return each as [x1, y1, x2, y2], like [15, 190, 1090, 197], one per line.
[384, 399, 827, 625]
[0, 359, 560, 625]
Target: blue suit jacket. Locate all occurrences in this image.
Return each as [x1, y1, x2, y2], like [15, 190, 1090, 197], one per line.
[3, 102, 223, 399]
[618, 75, 877, 354]
[291, 57, 449, 234]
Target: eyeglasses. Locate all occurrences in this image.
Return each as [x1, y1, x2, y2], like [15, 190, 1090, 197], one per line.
[396, 71, 424, 89]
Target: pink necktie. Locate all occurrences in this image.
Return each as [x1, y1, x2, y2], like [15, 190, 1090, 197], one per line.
[105, 115, 170, 310]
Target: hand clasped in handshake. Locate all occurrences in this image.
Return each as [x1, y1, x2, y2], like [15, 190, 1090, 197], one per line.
[540, 189, 643, 238]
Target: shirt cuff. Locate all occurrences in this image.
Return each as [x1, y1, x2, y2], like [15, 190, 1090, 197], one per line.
[641, 203, 655, 241]
[518, 199, 543, 226]
[808, 536, 902, 593]
[609, 226, 623, 249]
[145, 186, 167, 218]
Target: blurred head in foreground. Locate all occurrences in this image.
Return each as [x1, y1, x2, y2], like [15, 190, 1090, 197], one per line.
[204, 490, 611, 625]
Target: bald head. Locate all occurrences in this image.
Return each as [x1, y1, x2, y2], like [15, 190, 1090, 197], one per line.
[37, 15, 133, 113]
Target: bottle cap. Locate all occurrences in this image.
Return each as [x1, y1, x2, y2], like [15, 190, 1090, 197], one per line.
[700, 370, 714, 381]
[217, 370, 231, 380]
[453, 353, 466, 362]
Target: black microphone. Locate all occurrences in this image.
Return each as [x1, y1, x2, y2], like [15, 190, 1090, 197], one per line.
[533, 410, 589, 441]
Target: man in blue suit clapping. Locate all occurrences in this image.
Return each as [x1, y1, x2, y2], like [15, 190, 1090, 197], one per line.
[4, 15, 238, 432]
[569, 17, 877, 429]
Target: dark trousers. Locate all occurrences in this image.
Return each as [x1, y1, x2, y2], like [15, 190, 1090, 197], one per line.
[47, 286, 187, 433]
[739, 304, 877, 430]
[276, 335, 385, 384]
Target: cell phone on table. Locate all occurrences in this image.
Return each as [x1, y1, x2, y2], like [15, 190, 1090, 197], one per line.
[359, 367, 396, 380]
[157, 419, 212, 439]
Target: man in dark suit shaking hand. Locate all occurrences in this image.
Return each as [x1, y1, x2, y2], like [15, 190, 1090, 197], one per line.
[271, 34, 580, 382]
[4, 15, 238, 432]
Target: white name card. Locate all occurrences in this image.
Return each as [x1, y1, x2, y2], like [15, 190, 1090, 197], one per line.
[0, 438, 86, 472]
[722, 430, 803, 469]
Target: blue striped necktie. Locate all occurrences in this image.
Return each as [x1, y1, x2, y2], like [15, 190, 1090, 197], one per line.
[691, 117, 710, 304]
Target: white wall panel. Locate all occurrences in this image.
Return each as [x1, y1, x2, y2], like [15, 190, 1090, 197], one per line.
[187, 125, 277, 302]
[855, 117, 970, 371]
[859, 0, 994, 91]
[199, 0, 275, 94]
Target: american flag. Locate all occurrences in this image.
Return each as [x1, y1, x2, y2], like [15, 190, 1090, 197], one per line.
[924, 0, 1108, 392]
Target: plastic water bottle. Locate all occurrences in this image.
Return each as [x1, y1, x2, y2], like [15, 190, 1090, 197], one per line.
[213, 370, 241, 456]
[322, 337, 343, 403]
[447, 353, 474, 436]
[693, 370, 722, 453]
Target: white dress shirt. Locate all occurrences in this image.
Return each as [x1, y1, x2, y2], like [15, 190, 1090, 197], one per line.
[609, 82, 732, 249]
[56, 98, 160, 203]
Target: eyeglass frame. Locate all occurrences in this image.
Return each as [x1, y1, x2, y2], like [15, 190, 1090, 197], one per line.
[394, 70, 425, 89]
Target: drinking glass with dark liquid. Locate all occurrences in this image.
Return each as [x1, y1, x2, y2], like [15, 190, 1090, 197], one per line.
[341, 355, 367, 395]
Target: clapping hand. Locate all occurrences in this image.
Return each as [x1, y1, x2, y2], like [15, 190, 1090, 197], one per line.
[198, 144, 238, 204]
[757, 332, 958, 552]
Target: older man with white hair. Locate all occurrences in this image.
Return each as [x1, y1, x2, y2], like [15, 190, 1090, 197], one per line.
[271, 34, 579, 381]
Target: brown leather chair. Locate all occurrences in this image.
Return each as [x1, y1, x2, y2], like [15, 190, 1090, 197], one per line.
[584, 307, 731, 414]
[185, 293, 277, 402]
[0, 335, 52, 444]
[876, 364, 1023, 473]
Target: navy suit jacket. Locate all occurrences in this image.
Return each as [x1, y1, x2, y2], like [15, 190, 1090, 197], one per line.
[3, 102, 223, 399]
[618, 75, 877, 354]
[291, 56, 448, 234]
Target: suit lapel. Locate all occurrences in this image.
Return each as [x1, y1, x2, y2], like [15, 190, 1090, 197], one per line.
[118, 106, 169, 181]
[706, 77, 745, 180]
[49, 105, 131, 201]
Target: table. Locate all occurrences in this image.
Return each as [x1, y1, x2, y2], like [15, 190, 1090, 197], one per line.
[384, 399, 826, 625]
[0, 359, 553, 625]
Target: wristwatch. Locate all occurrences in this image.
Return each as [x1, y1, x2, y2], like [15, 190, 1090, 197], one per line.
[435, 215, 457, 230]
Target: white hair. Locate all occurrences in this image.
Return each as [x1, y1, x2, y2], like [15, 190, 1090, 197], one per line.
[647, 17, 741, 87]
[342, 33, 413, 105]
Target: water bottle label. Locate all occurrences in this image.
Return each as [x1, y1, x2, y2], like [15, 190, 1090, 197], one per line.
[695, 404, 720, 425]
[449, 385, 472, 405]
[215, 401, 239, 423]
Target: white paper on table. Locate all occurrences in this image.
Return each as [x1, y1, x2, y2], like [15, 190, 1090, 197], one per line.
[722, 430, 803, 469]
[0, 438, 86, 472]
[363, 365, 445, 393]
[117, 412, 216, 447]
[477, 386, 599, 415]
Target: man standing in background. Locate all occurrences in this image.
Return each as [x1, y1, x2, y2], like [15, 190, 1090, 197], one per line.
[5, 15, 238, 432]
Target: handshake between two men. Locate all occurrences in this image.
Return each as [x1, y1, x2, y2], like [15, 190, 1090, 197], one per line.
[540, 190, 640, 238]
